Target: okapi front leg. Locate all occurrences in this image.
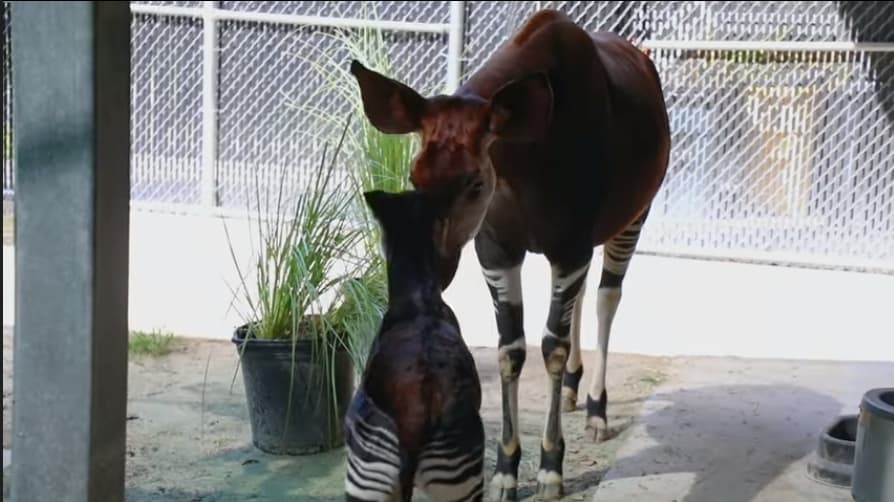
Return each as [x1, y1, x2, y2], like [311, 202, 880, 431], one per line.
[482, 265, 526, 501]
[538, 261, 590, 500]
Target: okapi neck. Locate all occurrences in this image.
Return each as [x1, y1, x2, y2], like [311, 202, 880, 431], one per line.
[385, 249, 442, 309]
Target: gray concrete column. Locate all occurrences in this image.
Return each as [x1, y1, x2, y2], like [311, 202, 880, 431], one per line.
[10, 1, 130, 501]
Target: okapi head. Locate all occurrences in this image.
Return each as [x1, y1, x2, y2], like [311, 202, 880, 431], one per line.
[350, 60, 554, 288]
[364, 187, 471, 292]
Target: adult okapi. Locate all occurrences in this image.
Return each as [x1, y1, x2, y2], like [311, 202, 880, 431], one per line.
[350, 9, 670, 500]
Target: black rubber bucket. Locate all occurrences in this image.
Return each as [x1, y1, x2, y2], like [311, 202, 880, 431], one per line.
[232, 325, 354, 455]
[807, 414, 858, 487]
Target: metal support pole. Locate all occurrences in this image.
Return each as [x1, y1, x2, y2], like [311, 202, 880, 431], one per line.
[10, 2, 130, 501]
[445, 1, 465, 94]
[201, 0, 219, 207]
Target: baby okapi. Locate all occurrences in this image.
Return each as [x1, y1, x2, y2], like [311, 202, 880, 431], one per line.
[344, 188, 485, 502]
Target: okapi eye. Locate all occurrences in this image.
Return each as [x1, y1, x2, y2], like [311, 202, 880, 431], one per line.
[466, 176, 484, 193]
[467, 180, 483, 200]
[462, 174, 483, 190]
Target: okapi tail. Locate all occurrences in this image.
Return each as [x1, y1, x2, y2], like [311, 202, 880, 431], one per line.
[398, 452, 420, 502]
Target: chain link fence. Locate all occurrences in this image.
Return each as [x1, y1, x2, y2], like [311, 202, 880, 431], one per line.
[131, 11, 204, 205]
[3, 1, 12, 199]
[2, 1, 893, 270]
[213, 2, 448, 207]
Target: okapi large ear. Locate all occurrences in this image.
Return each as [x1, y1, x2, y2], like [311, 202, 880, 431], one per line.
[487, 72, 553, 141]
[363, 190, 396, 227]
[350, 60, 426, 134]
[363, 190, 419, 230]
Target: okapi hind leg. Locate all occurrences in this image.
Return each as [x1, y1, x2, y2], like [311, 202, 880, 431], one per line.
[586, 206, 650, 442]
[561, 281, 587, 412]
[343, 388, 403, 501]
[416, 413, 486, 502]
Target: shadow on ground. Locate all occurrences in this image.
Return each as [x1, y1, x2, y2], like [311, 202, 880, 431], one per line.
[598, 378, 860, 502]
[126, 445, 347, 502]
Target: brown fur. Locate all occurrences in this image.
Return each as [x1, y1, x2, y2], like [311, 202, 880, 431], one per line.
[512, 9, 567, 45]
[351, 9, 669, 273]
[351, 11, 670, 496]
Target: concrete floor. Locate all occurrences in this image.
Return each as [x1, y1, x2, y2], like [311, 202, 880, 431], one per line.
[593, 356, 893, 502]
[4, 334, 889, 500]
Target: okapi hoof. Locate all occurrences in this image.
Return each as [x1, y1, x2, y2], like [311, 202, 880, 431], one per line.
[488, 474, 518, 501]
[560, 366, 583, 413]
[586, 421, 609, 443]
[586, 390, 609, 442]
[535, 470, 564, 500]
[560, 389, 577, 413]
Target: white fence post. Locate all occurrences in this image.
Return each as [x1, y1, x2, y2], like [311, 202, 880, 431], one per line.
[446, 1, 465, 94]
[201, 0, 219, 207]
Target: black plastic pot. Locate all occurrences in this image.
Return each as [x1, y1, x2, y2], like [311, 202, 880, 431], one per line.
[807, 414, 858, 487]
[232, 325, 354, 455]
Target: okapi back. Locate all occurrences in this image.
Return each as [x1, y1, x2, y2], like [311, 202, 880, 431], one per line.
[344, 189, 485, 502]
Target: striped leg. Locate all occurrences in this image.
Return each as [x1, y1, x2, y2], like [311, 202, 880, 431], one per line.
[416, 414, 486, 502]
[482, 264, 526, 501]
[561, 281, 587, 412]
[538, 260, 591, 500]
[586, 208, 649, 442]
[344, 389, 403, 501]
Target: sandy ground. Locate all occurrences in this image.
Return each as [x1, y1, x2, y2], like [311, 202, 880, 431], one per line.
[2, 329, 669, 501]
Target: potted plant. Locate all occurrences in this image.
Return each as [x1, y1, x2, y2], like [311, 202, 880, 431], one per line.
[224, 122, 378, 455]
[222, 17, 425, 456]
[289, 17, 428, 324]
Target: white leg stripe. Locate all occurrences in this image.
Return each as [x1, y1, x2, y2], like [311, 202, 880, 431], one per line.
[345, 481, 393, 502]
[345, 455, 397, 501]
[418, 449, 481, 470]
[566, 287, 586, 372]
[348, 421, 401, 464]
[499, 335, 527, 352]
[551, 263, 589, 294]
[351, 415, 401, 446]
[603, 220, 644, 277]
[347, 460, 394, 491]
[482, 265, 524, 305]
[560, 293, 577, 325]
[589, 287, 622, 398]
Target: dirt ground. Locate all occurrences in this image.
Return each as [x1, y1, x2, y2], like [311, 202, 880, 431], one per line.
[2, 329, 669, 501]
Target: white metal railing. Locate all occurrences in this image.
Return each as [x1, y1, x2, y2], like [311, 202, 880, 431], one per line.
[5, 1, 894, 271]
[128, 1, 464, 207]
[128, 2, 453, 34]
[116, 1, 894, 272]
[640, 40, 894, 52]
